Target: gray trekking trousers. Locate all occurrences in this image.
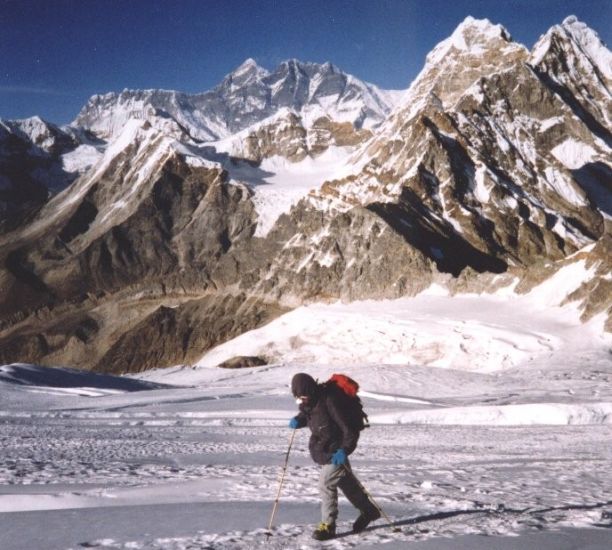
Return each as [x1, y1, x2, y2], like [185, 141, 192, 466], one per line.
[319, 461, 369, 524]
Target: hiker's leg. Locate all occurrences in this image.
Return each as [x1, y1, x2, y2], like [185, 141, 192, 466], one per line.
[319, 464, 344, 524]
[337, 461, 371, 511]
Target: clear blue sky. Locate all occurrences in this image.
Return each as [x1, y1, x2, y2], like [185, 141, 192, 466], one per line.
[1, 0, 610, 124]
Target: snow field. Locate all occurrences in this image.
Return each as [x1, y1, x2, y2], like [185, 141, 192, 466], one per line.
[1, 274, 611, 548]
[1, 395, 611, 549]
[191, 273, 606, 375]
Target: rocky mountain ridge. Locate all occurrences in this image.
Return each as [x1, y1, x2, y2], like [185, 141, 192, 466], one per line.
[0, 16, 609, 373]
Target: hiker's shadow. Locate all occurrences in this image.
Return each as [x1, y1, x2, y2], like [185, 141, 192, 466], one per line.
[334, 508, 487, 539]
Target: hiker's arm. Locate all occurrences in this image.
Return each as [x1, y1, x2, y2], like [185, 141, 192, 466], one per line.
[290, 411, 308, 428]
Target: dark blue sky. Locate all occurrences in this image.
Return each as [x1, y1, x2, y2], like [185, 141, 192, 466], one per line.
[1, 0, 610, 124]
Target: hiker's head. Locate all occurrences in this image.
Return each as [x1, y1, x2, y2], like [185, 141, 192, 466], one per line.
[291, 373, 318, 403]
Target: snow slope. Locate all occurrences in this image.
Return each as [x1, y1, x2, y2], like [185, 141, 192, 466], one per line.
[187, 263, 606, 375]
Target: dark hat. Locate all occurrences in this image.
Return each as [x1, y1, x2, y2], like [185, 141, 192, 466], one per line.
[291, 373, 318, 398]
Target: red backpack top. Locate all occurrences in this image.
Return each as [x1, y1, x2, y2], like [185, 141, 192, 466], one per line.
[328, 373, 359, 397]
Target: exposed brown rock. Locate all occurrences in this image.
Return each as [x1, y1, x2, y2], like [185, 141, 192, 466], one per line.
[216, 355, 267, 369]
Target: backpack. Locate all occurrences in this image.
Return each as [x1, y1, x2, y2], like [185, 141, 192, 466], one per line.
[324, 373, 369, 431]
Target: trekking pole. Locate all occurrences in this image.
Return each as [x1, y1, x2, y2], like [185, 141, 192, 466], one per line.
[267, 428, 297, 535]
[342, 465, 401, 533]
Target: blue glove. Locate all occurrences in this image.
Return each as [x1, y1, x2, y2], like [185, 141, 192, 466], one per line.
[289, 417, 301, 429]
[331, 448, 347, 465]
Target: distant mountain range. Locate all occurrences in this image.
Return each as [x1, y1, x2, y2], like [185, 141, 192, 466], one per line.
[0, 16, 610, 372]
[74, 58, 403, 141]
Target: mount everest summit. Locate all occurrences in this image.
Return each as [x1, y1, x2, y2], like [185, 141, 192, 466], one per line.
[0, 16, 610, 373]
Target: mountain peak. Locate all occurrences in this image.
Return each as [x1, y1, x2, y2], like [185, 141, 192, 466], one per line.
[234, 57, 262, 73]
[227, 58, 269, 85]
[558, 15, 604, 43]
[426, 17, 514, 67]
[560, 16, 610, 66]
[531, 17, 612, 79]
[452, 16, 512, 47]
[562, 15, 579, 26]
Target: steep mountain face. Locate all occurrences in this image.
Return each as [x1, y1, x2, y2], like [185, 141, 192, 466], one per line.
[308, 17, 610, 272]
[0, 17, 610, 372]
[530, 16, 611, 140]
[74, 59, 401, 143]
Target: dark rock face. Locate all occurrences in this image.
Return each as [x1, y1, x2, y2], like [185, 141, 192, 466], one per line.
[216, 111, 374, 165]
[0, 120, 68, 232]
[93, 295, 281, 374]
[0, 126, 279, 372]
[216, 355, 267, 369]
[256, 204, 435, 303]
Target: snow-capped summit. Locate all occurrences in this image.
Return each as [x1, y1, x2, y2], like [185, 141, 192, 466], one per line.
[559, 16, 611, 78]
[232, 57, 267, 76]
[458, 15, 511, 38]
[389, 17, 528, 115]
[426, 16, 515, 67]
[2, 116, 75, 155]
[221, 58, 270, 89]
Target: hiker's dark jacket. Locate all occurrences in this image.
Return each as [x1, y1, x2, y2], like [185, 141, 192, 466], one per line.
[295, 385, 360, 465]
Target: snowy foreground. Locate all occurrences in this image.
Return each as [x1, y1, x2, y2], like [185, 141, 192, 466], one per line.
[1, 282, 612, 549]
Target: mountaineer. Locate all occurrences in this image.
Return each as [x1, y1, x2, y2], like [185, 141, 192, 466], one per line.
[289, 372, 380, 540]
